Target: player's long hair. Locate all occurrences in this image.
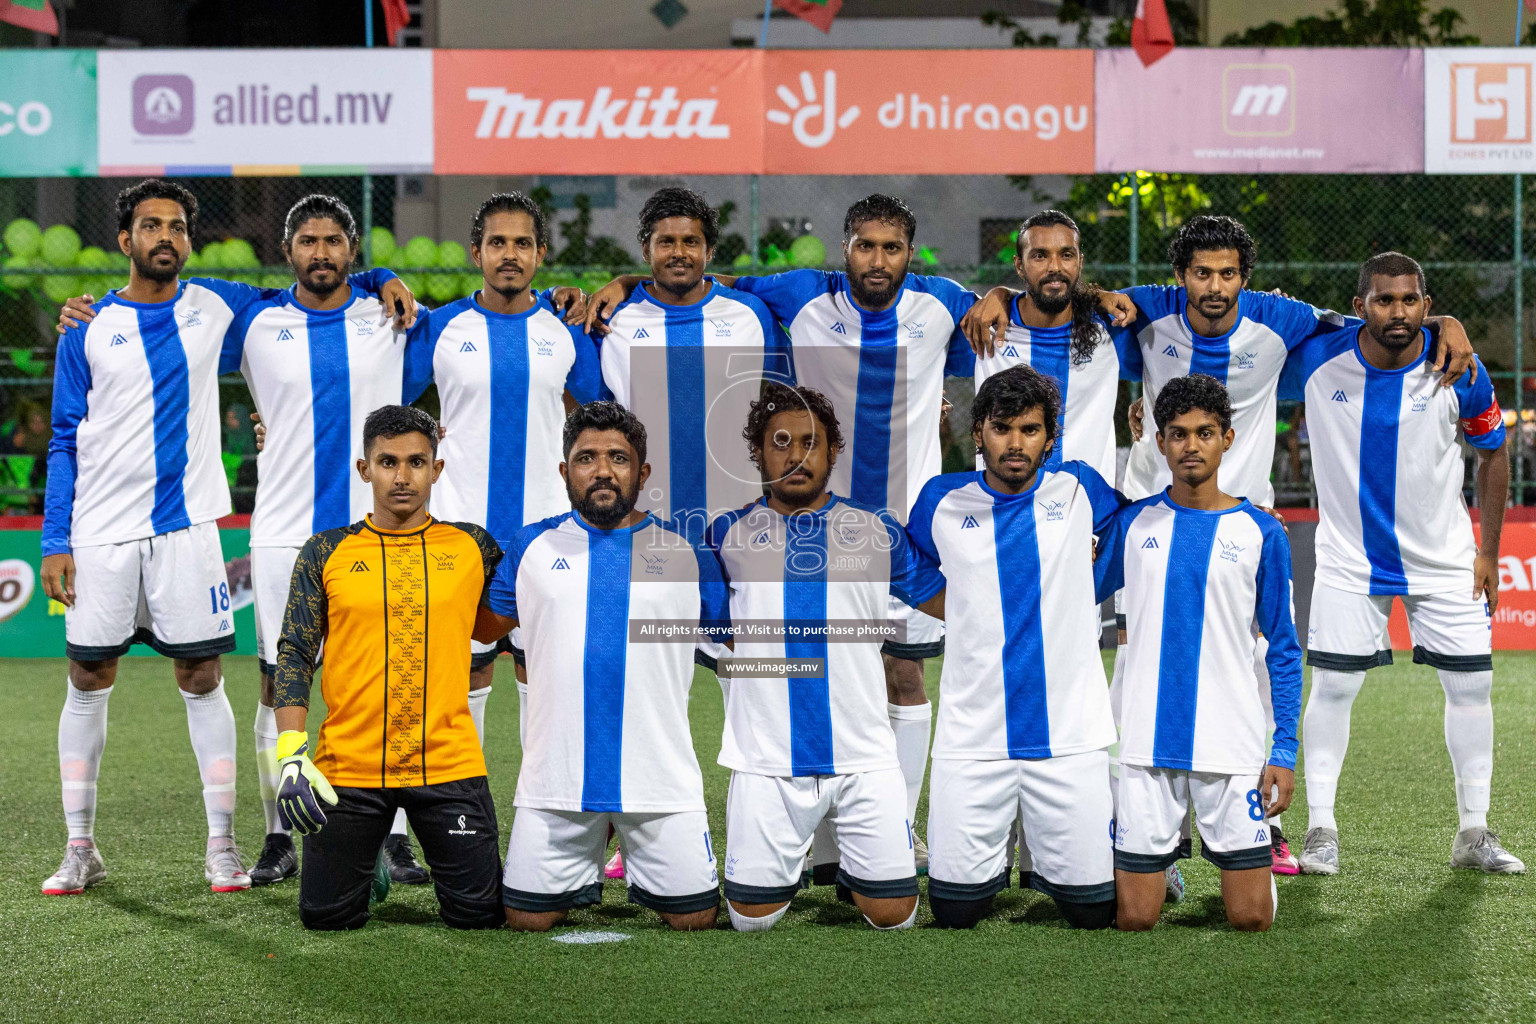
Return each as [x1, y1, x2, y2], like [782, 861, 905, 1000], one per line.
[1016, 210, 1104, 368]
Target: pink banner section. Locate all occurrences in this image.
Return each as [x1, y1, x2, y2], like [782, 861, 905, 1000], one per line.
[1095, 48, 1424, 174]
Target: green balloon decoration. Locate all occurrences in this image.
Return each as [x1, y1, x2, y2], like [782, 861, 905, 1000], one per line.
[4, 218, 42, 260]
[40, 224, 82, 266]
[789, 235, 826, 268]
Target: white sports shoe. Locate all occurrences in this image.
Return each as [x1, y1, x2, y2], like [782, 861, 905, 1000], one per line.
[205, 841, 252, 892]
[913, 835, 929, 876]
[1450, 828, 1525, 874]
[1298, 827, 1340, 875]
[42, 842, 107, 895]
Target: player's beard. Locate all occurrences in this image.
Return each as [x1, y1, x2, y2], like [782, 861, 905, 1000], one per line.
[1026, 272, 1076, 316]
[294, 257, 351, 299]
[131, 243, 186, 284]
[848, 267, 904, 309]
[570, 478, 637, 529]
[1369, 317, 1421, 351]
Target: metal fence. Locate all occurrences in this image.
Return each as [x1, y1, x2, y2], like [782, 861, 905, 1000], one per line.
[0, 170, 1530, 513]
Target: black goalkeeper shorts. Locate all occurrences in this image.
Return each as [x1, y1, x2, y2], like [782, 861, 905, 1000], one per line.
[298, 775, 504, 931]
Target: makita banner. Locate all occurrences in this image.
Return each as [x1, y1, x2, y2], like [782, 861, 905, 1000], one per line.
[433, 49, 762, 174]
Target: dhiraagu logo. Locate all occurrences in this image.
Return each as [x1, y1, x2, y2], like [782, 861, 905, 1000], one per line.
[767, 70, 860, 149]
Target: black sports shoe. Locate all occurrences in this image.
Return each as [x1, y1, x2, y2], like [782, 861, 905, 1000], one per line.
[381, 833, 430, 884]
[249, 833, 297, 887]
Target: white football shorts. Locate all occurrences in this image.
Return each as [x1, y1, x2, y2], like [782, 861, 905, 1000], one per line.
[927, 749, 1115, 904]
[723, 768, 916, 905]
[1114, 764, 1270, 872]
[66, 521, 235, 661]
[251, 544, 301, 673]
[502, 807, 719, 915]
[1306, 582, 1492, 674]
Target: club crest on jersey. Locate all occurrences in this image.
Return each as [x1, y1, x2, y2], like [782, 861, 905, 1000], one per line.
[711, 318, 732, 338]
[276, 328, 295, 342]
[831, 322, 847, 334]
[1038, 499, 1066, 522]
[552, 557, 571, 570]
[960, 515, 980, 529]
[634, 328, 651, 339]
[1331, 390, 1348, 402]
[641, 553, 667, 576]
[1001, 344, 1019, 358]
[110, 333, 128, 347]
[429, 552, 457, 571]
[1141, 536, 1159, 549]
[459, 340, 477, 353]
[1218, 539, 1243, 563]
[1410, 392, 1432, 412]
[534, 335, 556, 356]
[835, 524, 861, 546]
[1235, 351, 1256, 369]
[351, 317, 376, 336]
[1162, 344, 1178, 357]
[180, 308, 202, 328]
[905, 321, 925, 339]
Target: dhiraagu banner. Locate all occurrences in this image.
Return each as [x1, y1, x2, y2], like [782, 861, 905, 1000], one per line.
[0, 524, 255, 657]
[0, 49, 98, 176]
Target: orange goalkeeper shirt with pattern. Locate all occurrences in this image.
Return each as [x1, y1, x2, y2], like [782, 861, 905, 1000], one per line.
[274, 515, 502, 788]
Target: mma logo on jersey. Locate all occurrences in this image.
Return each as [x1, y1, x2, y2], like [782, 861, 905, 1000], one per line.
[534, 335, 556, 355]
[1332, 390, 1348, 402]
[110, 333, 128, 347]
[831, 322, 847, 334]
[634, 328, 651, 339]
[1001, 344, 1019, 358]
[351, 317, 376, 336]
[835, 524, 861, 546]
[276, 328, 295, 341]
[1235, 351, 1256, 369]
[459, 341, 477, 353]
[349, 560, 369, 572]
[180, 309, 202, 328]
[1218, 539, 1244, 563]
[429, 552, 457, 571]
[711, 318, 732, 338]
[1141, 537, 1159, 549]
[905, 321, 925, 339]
[1038, 499, 1066, 522]
[1410, 392, 1432, 412]
[1162, 344, 1178, 357]
[960, 515, 979, 529]
[641, 554, 667, 576]
[552, 557, 571, 570]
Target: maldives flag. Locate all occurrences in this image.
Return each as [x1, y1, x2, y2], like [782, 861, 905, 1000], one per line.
[773, 0, 842, 34]
[382, 0, 410, 45]
[1131, 0, 1175, 67]
[0, 0, 58, 35]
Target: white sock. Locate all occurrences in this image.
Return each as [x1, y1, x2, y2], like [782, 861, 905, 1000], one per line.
[59, 680, 112, 842]
[888, 701, 932, 823]
[1269, 873, 1279, 924]
[1302, 668, 1366, 833]
[468, 686, 490, 746]
[392, 806, 409, 836]
[517, 680, 528, 751]
[1108, 643, 1127, 806]
[254, 701, 284, 836]
[1254, 637, 1280, 831]
[867, 904, 918, 930]
[728, 903, 789, 932]
[1440, 669, 1493, 831]
[181, 679, 238, 840]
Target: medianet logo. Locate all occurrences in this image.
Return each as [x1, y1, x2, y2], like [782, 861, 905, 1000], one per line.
[466, 86, 731, 141]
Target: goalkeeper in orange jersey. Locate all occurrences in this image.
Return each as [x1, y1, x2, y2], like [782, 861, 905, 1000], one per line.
[272, 404, 505, 930]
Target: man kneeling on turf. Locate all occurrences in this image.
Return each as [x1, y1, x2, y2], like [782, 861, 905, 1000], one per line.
[708, 383, 922, 931]
[1094, 374, 1301, 932]
[477, 402, 727, 931]
[272, 405, 506, 930]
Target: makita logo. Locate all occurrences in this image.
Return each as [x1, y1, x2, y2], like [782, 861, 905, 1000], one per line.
[467, 86, 730, 141]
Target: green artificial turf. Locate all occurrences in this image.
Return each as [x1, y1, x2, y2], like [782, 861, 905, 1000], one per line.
[2, 654, 1533, 1023]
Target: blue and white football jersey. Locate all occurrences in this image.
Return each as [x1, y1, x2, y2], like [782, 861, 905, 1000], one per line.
[421, 293, 601, 547]
[906, 464, 1122, 761]
[599, 279, 789, 541]
[1281, 325, 1504, 597]
[44, 278, 279, 556]
[1095, 493, 1302, 774]
[488, 511, 730, 813]
[974, 300, 1129, 482]
[225, 274, 424, 548]
[734, 269, 975, 522]
[708, 495, 930, 778]
[1116, 286, 1347, 504]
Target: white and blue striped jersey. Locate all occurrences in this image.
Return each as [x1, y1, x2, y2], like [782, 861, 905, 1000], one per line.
[1116, 286, 1348, 505]
[488, 511, 730, 813]
[224, 274, 423, 548]
[708, 495, 931, 778]
[1095, 493, 1302, 774]
[1281, 326, 1504, 597]
[974, 301, 1129, 482]
[44, 278, 277, 555]
[599, 279, 790, 541]
[734, 269, 975, 522]
[420, 293, 601, 548]
[906, 464, 1122, 761]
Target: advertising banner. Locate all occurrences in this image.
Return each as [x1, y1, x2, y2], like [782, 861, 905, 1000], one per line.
[0, 526, 255, 658]
[434, 49, 763, 175]
[1425, 48, 1536, 173]
[761, 50, 1093, 175]
[1388, 522, 1536, 650]
[0, 49, 97, 176]
[1095, 47, 1423, 173]
[96, 49, 433, 176]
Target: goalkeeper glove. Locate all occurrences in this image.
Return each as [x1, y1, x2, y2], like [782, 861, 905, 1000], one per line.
[275, 730, 338, 835]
